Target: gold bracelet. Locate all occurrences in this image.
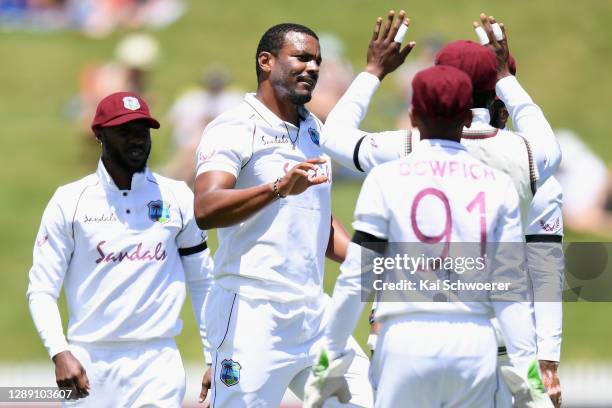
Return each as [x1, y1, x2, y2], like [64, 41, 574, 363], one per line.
[272, 177, 286, 199]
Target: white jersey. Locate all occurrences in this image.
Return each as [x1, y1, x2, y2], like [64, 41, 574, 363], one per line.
[27, 161, 213, 358]
[323, 139, 536, 371]
[355, 139, 525, 319]
[322, 72, 559, 183]
[195, 93, 331, 302]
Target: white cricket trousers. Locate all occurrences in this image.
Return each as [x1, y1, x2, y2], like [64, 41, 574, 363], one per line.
[205, 285, 374, 408]
[370, 314, 498, 408]
[62, 338, 185, 408]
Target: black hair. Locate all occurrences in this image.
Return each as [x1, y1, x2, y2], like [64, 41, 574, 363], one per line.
[255, 23, 319, 81]
[472, 90, 496, 109]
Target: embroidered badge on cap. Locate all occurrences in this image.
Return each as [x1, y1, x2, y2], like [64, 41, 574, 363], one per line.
[220, 359, 241, 387]
[308, 127, 320, 146]
[147, 200, 170, 223]
[123, 96, 141, 111]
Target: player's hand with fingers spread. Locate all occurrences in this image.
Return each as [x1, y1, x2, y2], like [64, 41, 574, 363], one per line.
[53, 351, 90, 400]
[198, 366, 212, 406]
[276, 158, 328, 197]
[539, 360, 562, 408]
[366, 9, 416, 81]
[473, 12, 511, 80]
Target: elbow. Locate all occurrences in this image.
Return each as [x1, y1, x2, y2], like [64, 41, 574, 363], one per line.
[195, 209, 214, 230]
[194, 198, 215, 230]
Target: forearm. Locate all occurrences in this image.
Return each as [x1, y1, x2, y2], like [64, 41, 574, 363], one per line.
[496, 76, 561, 181]
[195, 183, 276, 229]
[184, 249, 214, 363]
[321, 72, 381, 170]
[28, 292, 68, 359]
[326, 216, 350, 263]
[493, 301, 537, 370]
[325, 243, 374, 358]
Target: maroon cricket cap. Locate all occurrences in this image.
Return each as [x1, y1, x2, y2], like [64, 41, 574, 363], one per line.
[434, 40, 498, 92]
[411, 65, 473, 120]
[91, 92, 160, 131]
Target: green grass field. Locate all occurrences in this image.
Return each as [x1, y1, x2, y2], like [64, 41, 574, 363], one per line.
[1, 0, 611, 363]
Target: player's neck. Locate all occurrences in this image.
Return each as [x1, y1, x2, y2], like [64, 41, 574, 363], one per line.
[101, 157, 134, 190]
[255, 86, 299, 126]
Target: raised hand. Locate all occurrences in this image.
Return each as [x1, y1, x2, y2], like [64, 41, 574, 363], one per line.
[366, 10, 416, 81]
[473, 13, 511, 79]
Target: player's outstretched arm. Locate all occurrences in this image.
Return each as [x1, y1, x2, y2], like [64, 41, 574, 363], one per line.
[474, 13, 561, 184]
[321, 10, 415, 173]
[194, 158, 328, 229]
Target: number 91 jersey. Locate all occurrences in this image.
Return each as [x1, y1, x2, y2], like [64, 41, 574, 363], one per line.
[354, 139, 525, 316]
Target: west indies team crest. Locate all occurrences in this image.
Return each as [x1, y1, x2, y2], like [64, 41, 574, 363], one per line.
[147, 200, 171, 224]
[308, 127, 320, 146]
[220, 359, 241, 387]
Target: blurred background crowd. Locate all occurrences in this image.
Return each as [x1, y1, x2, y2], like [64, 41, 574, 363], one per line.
[1, 2, 611, 403]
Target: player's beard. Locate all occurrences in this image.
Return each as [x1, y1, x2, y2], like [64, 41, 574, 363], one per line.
[104, 140, 150, 174]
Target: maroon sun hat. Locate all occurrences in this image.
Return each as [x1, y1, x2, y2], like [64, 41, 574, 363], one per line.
[91, 92, 160, 132]
[434, 40, 498, 92]
[411, 65, 473, 120]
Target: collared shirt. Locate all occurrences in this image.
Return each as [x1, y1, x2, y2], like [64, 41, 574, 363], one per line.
[28, 160, 212, 358]
[196, 93, 331, 302]
[352, 138, 525, 319]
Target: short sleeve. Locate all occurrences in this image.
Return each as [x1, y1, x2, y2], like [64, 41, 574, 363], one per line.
[352, 169, 389, 239]
[195, 123, 253, 178]
[174, 182, 207, 250]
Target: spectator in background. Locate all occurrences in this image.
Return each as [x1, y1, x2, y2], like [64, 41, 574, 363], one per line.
[164, 65, 242, 185]
[394, 35, 444, 129]
[555, 129, 612, 238]
[74, 33, 160, 170]
[307, 33, 353, 122]
[72, 0, 186, 38]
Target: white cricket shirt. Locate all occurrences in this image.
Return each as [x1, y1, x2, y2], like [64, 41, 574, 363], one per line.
[323, 140, 536, 367]
[195, 93, 331, 302]
[27, 161, 213, 358]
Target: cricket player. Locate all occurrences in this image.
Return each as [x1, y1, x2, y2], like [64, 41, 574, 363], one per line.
[27, 92, 214, 407]
[319, 11, 562, 406]
[305, 64, 544, 408]
[193, 24, 373, 407]
[491, 99, 564, 407]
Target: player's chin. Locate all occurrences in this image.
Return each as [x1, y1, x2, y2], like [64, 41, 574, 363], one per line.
[288, 89, 313, 105]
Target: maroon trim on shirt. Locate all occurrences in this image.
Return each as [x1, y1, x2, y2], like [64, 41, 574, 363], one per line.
[461, 129, 499, 139]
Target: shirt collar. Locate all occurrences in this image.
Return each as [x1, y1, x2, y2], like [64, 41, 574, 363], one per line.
[418, 138, 467, 151]
[244, 93, 310, 129]
[96, 159, 152, 191]
[466, 108, 493, 131]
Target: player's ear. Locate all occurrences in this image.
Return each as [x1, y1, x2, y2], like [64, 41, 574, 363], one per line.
[93, 128, 103, 144]
[463, 110, 473, 129]
[408, 107, 420, 130]
[257, 51, 274, 75]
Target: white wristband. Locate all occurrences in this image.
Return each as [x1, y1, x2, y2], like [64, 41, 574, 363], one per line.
[394, 23, 409, 44]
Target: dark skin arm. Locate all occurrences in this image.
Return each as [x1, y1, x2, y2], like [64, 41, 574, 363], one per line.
[194, 158, 328, 230]
[53, 350, 90, 400]
[326, 215, 350, 263]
